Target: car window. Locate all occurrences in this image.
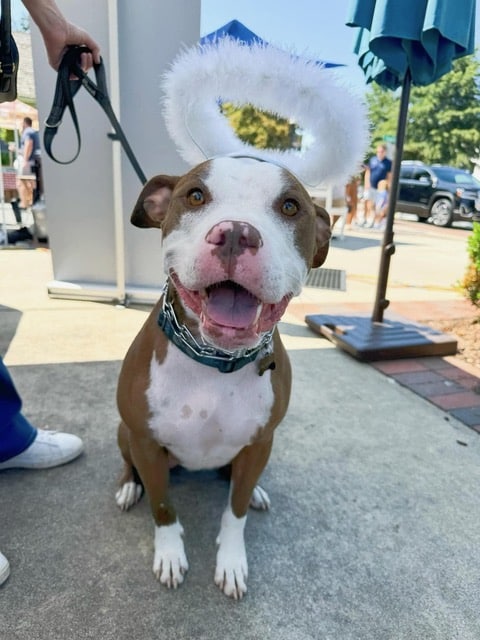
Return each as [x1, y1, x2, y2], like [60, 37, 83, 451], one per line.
[454, 174, 480, 187]
[413, 169, 431, 181]
[400, 166, 414, 179]
[433, 167, 480, 187]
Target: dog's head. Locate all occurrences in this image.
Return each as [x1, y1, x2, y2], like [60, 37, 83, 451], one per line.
[131, 157, 330, 351]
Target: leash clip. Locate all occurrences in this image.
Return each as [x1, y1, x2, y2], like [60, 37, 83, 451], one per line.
[43, 118, 61, 129]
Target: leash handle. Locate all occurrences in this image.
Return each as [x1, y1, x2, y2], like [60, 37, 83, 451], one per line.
[44, 45, 147, 185]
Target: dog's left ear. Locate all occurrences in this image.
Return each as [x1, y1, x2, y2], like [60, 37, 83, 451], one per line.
[311, 204, 331, 268]
[131, 175, 180, 228]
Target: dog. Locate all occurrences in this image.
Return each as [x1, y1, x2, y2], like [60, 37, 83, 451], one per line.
[115, 155, 331, 599]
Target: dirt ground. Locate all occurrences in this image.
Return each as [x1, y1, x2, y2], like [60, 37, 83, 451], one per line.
[428, 315, 480, 372]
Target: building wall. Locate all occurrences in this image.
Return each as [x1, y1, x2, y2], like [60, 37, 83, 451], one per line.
[14, 31, 35, 102]
[30, 0, 201, 301]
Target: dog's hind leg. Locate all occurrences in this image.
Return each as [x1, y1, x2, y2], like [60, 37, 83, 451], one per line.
[249, 485, 270, 510]
[219, 465, 270, 510]
[115, 420, 144, 511]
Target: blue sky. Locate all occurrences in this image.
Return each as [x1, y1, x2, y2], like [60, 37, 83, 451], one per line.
[11, 0, 480, 94]
[201, 0, 366, 90]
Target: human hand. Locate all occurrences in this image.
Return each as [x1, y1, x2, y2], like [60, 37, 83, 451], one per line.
[22, 0, 101, 71]
[44, 21, 101, 71]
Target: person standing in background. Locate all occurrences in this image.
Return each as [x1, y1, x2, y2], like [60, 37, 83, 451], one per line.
[17, 116, 41, 208]
[363, 144, 392, 227]
[373, 179, 389, 230]
[344, 175, 359, 228]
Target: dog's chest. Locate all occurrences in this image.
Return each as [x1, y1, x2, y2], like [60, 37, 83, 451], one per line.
[146, 347, 275, 470]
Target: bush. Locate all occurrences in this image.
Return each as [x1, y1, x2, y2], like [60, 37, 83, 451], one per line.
[462, 221, 480, 307]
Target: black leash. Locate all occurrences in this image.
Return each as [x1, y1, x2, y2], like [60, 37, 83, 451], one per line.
[44, 45, 147, 185]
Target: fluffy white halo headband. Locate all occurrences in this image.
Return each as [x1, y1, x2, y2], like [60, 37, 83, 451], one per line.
[162, 38, 368, 187]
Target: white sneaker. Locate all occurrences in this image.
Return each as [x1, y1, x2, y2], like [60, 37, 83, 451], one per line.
[0, 430, 84, 470]
[0, 551, 10, 586]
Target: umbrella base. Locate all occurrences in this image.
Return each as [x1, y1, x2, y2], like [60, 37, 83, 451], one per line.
[305, 313, 458, 362]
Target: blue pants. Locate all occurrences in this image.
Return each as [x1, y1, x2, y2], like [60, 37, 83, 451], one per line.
[0, 357, 36, 462]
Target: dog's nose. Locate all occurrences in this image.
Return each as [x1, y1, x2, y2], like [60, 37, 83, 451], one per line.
[205, 221, 263, 255]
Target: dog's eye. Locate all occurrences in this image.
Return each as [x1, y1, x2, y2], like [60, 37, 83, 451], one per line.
[187, 189, 205, 207]
[281, 199, 299, 216]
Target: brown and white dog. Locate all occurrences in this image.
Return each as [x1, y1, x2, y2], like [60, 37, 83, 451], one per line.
[115, 156, 331, 599]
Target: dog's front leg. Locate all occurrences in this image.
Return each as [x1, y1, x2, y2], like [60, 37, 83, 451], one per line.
[129, 436, 188, 588]
[215, 438, 273, 599]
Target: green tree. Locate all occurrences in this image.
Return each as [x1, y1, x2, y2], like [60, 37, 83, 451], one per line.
[366, 55, 480, 168]
[220, 103, 300, 151]
[365, 82, 399, 154]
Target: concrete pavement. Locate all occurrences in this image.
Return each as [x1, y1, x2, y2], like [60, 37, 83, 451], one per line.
[1, 221, 480, 639]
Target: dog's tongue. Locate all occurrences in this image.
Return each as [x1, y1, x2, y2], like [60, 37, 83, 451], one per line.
[205, 285, 260, 329]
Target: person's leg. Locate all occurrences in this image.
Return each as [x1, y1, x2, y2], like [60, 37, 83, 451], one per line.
[0, 358, 84, 469]
[0, 359, 84, 586]
[17, 177, 33, 209]
[0, 358, 36, 462]
[364, 188, 376, 227]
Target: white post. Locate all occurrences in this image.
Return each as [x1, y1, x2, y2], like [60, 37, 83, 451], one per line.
[107, 0, 125, 303]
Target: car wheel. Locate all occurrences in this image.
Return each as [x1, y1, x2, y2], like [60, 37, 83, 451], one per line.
[430, 198, 453, 227]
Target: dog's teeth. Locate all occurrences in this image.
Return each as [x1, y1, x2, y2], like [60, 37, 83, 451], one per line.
[254, 303, 263, 323]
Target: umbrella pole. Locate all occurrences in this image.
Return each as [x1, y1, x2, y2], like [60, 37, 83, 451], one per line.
[372, 70, 412, 323]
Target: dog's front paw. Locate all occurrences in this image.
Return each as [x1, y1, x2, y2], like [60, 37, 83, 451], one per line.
[215, 508, 248, 599]
[249, 484, 270, 510]
[153, 522, 189, 589]
[115, 481, 143, 510]
[215, 544, 248, 599]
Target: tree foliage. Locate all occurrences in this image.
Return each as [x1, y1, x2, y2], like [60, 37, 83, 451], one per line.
[366, 55, 480, 168]
[220, 103, 300, 150]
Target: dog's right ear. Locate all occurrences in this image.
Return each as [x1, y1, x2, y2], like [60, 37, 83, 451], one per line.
[311, 203, 331, 268]
[131, 175, 180, 228]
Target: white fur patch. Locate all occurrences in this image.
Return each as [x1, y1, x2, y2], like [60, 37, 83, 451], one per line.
[146, 349, 274, 470]
[115, 481, 143, 511]
[215, 506, 248, 599]
[163, 157, 308, 302]
[153, 521, 189, 588]
[163, 39, 368, 186]
[250, 484, 271, 511]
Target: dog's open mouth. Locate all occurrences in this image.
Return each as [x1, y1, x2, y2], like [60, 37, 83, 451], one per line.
[170, 273, 291, 349]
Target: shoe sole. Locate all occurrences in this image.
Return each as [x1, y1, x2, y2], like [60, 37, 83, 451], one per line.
[0, 447, 84, 471]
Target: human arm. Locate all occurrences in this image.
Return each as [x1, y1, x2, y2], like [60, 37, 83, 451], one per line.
[386, 170, 392, 190]
[21, 0, 100, 70]
[364, 167, 371, 190]
[22, 135, 33, 164]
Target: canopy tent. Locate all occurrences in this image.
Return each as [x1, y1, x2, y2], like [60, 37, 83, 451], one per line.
[0, 99, 38, 131]
[201, 19, 343, 68]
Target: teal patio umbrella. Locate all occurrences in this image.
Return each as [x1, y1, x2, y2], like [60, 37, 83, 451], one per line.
[306, 0, 476, 360]
[349, 0, 475, 90]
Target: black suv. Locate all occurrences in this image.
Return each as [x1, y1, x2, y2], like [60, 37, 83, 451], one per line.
[397, 161, 480, 227]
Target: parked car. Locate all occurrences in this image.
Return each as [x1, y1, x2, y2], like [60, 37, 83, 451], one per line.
[396, 161, 480, 227]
